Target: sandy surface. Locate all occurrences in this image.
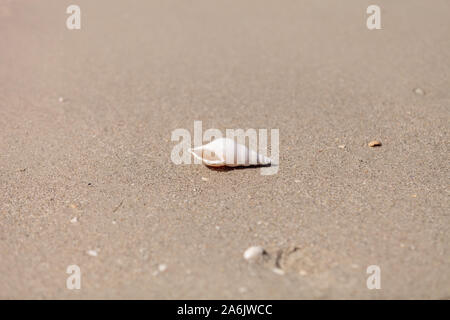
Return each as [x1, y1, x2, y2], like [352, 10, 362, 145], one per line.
[0, 0, 449, 299]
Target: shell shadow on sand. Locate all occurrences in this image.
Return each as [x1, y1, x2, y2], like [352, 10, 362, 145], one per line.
[206, 163, 274, 172]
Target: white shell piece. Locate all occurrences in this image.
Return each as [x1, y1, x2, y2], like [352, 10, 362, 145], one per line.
[189, 138, 271, 167]
[243, 246, 265, 261]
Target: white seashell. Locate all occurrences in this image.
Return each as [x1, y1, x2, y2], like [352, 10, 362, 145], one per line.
[189, 138, 271, 167]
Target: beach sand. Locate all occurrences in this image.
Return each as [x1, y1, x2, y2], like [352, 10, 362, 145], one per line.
[0, 0, 449, 299]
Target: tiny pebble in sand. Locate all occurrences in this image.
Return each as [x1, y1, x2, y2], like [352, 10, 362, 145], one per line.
[70, 217, 78, 223]
[368, 140, 382, 147]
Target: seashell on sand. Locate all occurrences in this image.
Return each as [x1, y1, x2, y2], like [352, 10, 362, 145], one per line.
[189, 138, 271, 167]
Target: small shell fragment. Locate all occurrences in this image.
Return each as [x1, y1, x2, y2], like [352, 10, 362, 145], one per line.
[272, 268, 285, 275]
[413, 88, 425, 95]
[87, 250, 98, 257]
[368, 140, 382, 147]
[158, 264, 167, 272]
[189, 138, 271, 167]
[243, 246, 266, 262]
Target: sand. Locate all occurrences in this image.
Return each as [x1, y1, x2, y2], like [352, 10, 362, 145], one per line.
[0, 0, 449, 299]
